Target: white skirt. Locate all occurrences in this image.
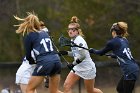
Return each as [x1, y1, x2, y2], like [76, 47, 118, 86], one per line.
[15, 61, 36, 85]
[72, 67, 96, 79]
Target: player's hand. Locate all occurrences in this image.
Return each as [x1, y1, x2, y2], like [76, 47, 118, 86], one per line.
[89, 48, 95, 53]
[29, 58, 37, 64]
[76, 59, 82, 64]
[58, 51, 68, 56]
[67, 63, 74, 70]
[29, 61, 36, 64]
[72, 59, 82, 65]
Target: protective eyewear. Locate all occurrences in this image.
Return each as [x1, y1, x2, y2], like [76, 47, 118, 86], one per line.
[67, 28, 78, 32]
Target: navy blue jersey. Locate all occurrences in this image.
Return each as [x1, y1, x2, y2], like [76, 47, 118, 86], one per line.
[24, 30, 60, 64]
[90, 36, 139, 77]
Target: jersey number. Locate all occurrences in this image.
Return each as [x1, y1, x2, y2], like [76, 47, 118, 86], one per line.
[40, 38, 54, 52]
[123, 48, 133, 60]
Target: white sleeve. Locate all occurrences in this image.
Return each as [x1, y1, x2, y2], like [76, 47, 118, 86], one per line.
[73, 36, 87, 60]
[72, 36, 88, 63]
[76, 49, 86, 61]
[68, 51, 74, 57]
[42, 28, 48, 32]
[72, 49, 86, 65]
[74, 36, 87, 50]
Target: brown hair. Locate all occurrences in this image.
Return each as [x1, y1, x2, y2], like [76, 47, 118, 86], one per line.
[69, 16, 84, 37]
[118, 22, 128, 37]
[14, 12, 41, 36]
[111, 22, 129, 37]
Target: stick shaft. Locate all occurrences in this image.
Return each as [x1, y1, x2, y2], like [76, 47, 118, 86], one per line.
[50, 36, 70, 65]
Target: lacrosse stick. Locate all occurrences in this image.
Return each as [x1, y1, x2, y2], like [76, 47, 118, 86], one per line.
[48, 33, 76, 72]
[58, 35, 89, 50]
[48, 34, 69, 65]
[58, 35, 113, 57]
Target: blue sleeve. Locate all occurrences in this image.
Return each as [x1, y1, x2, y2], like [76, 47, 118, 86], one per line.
[90, 40, 113, 56]
[24, 33, 36, 64]
[105, 53, 117, 59]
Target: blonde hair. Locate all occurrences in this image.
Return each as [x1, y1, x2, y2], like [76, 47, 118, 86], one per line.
[40, 21, 46, 29]
[14, 12, 41, 36]
[69, 16, 84, 37]
[117, 22, 129, 37]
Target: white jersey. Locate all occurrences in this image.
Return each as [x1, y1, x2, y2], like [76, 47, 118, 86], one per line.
[42, 27, 48, 32]
[16, 57, 36, 77]
[71, 35, 96, 71]
[15, 51, 36, 84]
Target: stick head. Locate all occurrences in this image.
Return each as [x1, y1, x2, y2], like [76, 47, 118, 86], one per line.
[58, 35, 72, 47]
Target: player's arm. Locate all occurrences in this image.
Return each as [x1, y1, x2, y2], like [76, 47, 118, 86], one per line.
[72, 49, 86, 65]
[24, 33, 36, 64]
[89, 41, 113, 56]
[72, 38, 87, 64]
[58, 50, 74, 56]
[67, 49, 86, 70]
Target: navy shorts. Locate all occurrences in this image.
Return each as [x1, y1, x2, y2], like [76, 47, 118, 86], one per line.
[124, 71, 139, 80]
[32, 61, 61, 76]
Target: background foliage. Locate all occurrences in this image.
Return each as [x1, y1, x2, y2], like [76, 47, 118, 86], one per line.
[0, 0, 140, 62]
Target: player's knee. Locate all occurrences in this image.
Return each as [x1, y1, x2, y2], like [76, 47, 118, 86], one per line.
[93, 88, 103, 93]
[57, 90, 63, 93]
[26, 86, 35, 93]
[86, 89, 93, 93]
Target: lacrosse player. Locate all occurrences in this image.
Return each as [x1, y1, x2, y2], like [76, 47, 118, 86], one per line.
[59, 16, 103, 93]
[14, 12, 62, 93]
[89, 22, 139, 93]
[15, 21, 50, 93]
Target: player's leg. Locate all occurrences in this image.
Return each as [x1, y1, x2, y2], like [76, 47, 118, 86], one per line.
[49, 61, 63, 93]
[116, 77, 124, 93]
[123, 80, 136, 93]
[26, 76, 44, 93]
[48, 74, 61, 93]
[63, 72, 80, 93]
[84, 79, 103, 93]
[123, 71, 138, 93]
[20, 84, 27, 93]
[44, 76, 62, 92]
